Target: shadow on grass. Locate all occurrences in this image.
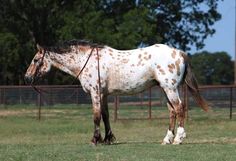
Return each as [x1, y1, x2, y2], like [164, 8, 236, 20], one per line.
[99, 139, 236, 146]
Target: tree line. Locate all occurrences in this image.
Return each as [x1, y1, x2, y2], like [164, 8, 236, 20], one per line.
[0, 0, 233, 85]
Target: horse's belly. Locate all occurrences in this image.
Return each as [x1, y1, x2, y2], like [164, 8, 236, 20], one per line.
[107, 70, 157, 95]
[108, 80, 156, 95]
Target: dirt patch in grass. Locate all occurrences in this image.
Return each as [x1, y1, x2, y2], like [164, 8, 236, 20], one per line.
[0, 109, 36, 116]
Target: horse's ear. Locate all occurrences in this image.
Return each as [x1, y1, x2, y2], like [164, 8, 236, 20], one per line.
[36, 44, 44, 53]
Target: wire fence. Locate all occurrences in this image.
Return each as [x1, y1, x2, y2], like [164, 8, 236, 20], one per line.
[0, 85, 235, 120]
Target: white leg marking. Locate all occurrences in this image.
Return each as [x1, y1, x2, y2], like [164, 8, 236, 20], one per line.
[173, 127, 186, 144]
[162, 130, 174, 145]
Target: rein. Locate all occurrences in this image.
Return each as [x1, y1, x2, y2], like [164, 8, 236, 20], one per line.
[72, 47, 103, 107]
[72, 47, 96, 84]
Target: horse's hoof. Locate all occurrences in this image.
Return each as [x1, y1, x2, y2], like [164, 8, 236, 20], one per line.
[104, 132, 116, 145]
[172, 127, 186, 145]
[91, 134, 103, 145]
[90, 141, 97, 146]
[162, 130, 174, 145]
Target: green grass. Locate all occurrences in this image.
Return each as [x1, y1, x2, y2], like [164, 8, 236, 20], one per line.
[0, 105, 236, 161]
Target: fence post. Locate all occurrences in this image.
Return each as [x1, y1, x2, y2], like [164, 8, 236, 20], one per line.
[148, 88, 152, 119]
[37, 89, 42, 120]
[230, 87, 233, 120]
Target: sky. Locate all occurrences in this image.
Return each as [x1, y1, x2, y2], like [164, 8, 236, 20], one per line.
[190, 0, 235, 60]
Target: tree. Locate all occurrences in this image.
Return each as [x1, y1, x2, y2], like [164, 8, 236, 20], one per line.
[97, 0, 222, 50]
[0, 32, 20, 84]
[0, 0, 223, 84]
[190, 51, 234, 85]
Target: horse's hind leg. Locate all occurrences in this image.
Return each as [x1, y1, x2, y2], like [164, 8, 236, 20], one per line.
[162, 102, 176, 144]
[163, 88, 186, 144]
[102, 95, 116, 144]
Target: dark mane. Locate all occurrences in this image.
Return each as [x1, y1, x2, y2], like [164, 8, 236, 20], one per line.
[44, 39, 104, 54]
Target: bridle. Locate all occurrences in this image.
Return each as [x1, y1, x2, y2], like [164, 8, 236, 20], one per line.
[31, 49, 47, 94]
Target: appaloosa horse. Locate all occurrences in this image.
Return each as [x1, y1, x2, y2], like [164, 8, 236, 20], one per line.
[25, 40, 208, 145]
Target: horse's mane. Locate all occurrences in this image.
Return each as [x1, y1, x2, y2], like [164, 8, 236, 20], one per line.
[44, 39, 104, 54]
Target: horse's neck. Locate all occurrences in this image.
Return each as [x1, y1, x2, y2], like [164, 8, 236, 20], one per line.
[49, 51, 86, 77]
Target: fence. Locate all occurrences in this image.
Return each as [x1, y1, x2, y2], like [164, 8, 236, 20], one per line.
[0, 85, 235, 120]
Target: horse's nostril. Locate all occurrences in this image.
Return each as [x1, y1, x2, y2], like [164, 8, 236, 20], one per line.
[24, 76, 33, 84]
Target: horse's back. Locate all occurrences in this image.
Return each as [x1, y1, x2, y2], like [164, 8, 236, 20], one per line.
[103, 44, 186, 94]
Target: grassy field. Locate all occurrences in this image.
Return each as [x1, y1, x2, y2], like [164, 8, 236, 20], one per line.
[0, 105, 236, 161]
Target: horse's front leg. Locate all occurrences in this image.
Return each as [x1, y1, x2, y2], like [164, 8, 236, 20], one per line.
[91, 93, 103, 145]
[102, 95, 116, 144]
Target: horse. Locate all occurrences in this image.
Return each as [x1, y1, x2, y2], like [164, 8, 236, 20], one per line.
[25, 40, 209, 145]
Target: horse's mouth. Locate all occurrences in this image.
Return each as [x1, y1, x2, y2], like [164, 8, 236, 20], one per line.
[24, 75, 35, 85]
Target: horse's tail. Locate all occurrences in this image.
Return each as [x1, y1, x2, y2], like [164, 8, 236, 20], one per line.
[183, 53, 209, 112]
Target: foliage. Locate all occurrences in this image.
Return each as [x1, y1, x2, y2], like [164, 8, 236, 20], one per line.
[0, 32, 20, 84]
[191, 51, 234, 85]
[0, 0, 223, 84]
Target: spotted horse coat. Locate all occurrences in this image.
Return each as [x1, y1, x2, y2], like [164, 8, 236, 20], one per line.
[25, 40, 209, 145]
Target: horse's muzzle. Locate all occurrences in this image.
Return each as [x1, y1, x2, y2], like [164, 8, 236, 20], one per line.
[24, 75, 34, 85]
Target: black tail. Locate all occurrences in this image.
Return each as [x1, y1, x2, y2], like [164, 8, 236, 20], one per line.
[183, 54, 209, 112]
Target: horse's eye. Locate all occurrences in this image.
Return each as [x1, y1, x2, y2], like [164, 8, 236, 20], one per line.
[34, 59, 38, 63]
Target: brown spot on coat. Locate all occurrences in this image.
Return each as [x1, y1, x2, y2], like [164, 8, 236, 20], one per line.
[171, 79, 177, 85]
[70, 55, 75, 60]
[168, 63, 175, 73]
[175, 59, 181, 76]
[84, 68, 89, 73]
[159, 69, 166, 75]
[138, 54, 142, 59]
[172, 50, 176, 59]
[121, 59, 129, 64]
[137, 61, 142, 66]
[143, 55, 151, 61]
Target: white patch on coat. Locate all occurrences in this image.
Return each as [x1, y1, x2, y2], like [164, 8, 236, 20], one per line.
[173, 127, 186, 144]
[162, 130, 175, 145]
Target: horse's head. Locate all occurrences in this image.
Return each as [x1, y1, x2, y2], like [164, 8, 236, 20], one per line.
[25, 44, 52, 84]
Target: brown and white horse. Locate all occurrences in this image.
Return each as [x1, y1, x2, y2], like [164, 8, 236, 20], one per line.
[25, 40, 208, 145]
